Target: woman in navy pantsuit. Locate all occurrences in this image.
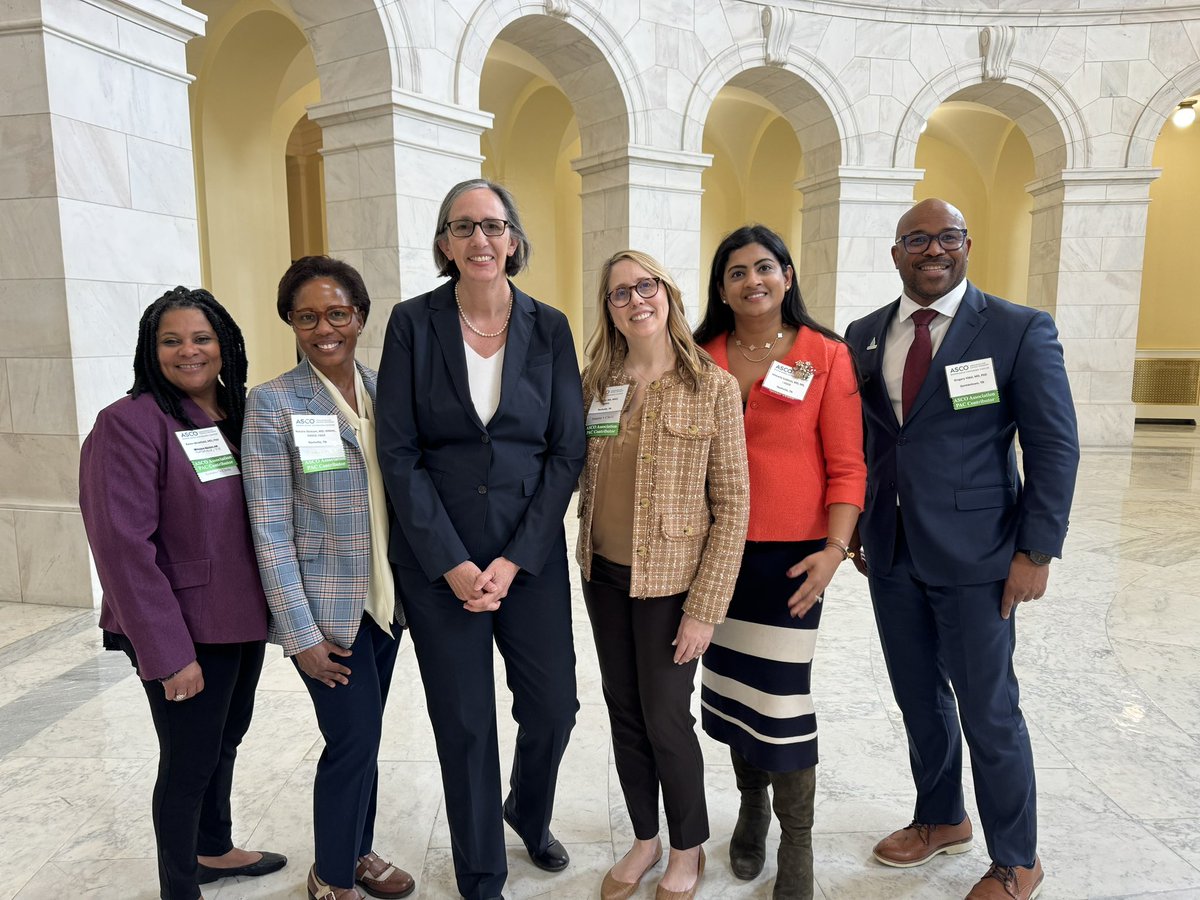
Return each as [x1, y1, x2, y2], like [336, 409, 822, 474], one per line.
[376, 179, 586, 900]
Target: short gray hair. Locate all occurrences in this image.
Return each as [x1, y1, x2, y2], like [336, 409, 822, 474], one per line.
[432, 178, 532, 278]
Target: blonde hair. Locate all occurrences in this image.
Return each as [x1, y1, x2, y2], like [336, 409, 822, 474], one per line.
[582, 249, 710, 399]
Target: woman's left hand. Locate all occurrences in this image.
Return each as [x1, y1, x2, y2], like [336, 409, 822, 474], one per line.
[672, 614, 714, 665]
[785, 547, 843, 618]
[474, 556, 521, 603]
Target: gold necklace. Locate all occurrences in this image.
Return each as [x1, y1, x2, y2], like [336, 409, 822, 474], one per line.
[732, 330, 783, 363]
[456, 283, 513, 338]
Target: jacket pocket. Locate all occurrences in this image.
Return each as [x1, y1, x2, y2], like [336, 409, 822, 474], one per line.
[661, 511, 712, 540]
[162, 559, 211, 590]
[954, 485, 1017, 510]
[522, 472, 541, 497]
[662, 419, 717, 439]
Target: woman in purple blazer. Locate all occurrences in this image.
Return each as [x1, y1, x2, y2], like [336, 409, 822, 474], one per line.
[79, 288, 285, 900]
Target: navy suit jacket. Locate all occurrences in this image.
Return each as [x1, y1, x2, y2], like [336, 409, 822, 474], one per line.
[844, 283, 1080, 586]
[375, 280, 586, 582]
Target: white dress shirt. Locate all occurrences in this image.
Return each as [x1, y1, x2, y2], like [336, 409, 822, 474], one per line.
[882, 278, 969, 423]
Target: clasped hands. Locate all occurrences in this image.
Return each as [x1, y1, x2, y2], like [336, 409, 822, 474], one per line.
[445, 557, 520, 612]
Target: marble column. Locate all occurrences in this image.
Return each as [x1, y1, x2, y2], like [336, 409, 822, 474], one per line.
[1027, 167, 1160, 447]
[572, 146, 712, 336]
[308, 90, 491, 369]
[0, 0, 205, 606]
[796, 166, 923, 334]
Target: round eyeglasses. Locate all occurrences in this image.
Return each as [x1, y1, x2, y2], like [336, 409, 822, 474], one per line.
[445, 218, 509, 239]
[606, 277, 661, 308]
[895, 228, 968, 254]
[288, 306, 356, 330]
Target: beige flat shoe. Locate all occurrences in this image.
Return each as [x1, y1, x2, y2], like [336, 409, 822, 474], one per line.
[655, 847, 705, 900]
[601, 847, 664, 900]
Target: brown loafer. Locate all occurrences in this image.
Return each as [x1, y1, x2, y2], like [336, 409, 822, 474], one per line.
[307, 865, 362, 900]
[872, 817, 973, 867]
[965, 857, 1044, 900]
[355, 851, 416, 899]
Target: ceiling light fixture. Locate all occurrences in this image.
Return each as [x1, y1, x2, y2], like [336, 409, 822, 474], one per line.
[1173, 99, 1197, 128]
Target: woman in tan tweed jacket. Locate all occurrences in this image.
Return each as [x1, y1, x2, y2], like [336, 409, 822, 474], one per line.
[577, 249, 749, 900]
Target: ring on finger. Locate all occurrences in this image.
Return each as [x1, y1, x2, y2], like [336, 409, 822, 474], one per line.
[174, 692, 187, 701]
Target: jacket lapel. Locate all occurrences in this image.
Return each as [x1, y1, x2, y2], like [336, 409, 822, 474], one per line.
[294, 359, 360, 449]
[430, 282, 486, 432]
[864, 300, 901, 432]
[496, 286, 535, 418]
[905, 283, 987, 424]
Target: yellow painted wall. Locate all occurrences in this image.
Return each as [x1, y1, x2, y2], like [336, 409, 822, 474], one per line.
[1138, 116, 1200, 349]
[915, 134, 993, 291]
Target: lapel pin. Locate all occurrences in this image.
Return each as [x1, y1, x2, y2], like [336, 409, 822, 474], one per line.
[793, 360, 815, 380]
[867, 338, 878, 351]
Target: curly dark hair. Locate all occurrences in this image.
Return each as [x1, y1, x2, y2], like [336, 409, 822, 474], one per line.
[130, 286, 248, 434]
[276, 255, 371, 325]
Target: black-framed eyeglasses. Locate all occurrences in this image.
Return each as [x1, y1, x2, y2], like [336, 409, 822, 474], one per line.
[895, 228, 968, 254]
[606, 277, 661, 308]
[288, 305, 356, 330]
[445, 218, 509, 238]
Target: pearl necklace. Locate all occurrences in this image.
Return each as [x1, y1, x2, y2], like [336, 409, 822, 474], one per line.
[456, 283, 513, 338]
[732, 330, 784, 363]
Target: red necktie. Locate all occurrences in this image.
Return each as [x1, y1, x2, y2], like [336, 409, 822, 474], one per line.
[901, 308, 938, 420]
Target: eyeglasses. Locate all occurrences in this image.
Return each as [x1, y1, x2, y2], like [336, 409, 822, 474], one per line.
[288, 306, 357, 330]
[606, 277, 661, 308]
[895, 228, 968, 254]
[445, 218, 509, 238]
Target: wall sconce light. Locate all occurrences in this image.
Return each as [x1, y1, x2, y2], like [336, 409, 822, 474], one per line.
[1173, 99, 1197, 128]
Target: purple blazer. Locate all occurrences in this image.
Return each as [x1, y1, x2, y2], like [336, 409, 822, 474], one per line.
[79, 393, 268, 680]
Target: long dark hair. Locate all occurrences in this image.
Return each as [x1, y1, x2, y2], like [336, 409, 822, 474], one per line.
[130, 287, 248, 434]
[694, 224, 847, 350]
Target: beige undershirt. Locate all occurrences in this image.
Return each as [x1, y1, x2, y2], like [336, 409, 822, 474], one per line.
[310, 362, 395, 636]
[590, 385, 644, 568]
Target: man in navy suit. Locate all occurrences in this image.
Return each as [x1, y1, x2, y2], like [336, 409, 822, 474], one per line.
[845, 199, 1079, 900]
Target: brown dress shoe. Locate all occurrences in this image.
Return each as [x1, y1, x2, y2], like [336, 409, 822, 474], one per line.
[307, 865, 362, 900]
[965, 857, 1044, 900]
[872, 817, 973, 867]
[355, 852, 416, 899]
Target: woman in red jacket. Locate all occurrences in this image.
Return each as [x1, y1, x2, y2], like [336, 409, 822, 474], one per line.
[694, 225, 866, 900]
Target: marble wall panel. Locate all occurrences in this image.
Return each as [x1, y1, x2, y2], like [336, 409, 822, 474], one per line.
[906, 24, 953, 82]
[0, 434, 80, 507]
[0, 114, 54, 199]
[856, 20, 910, 61]
[0, 363, 10, 433]
[0, 509, 17, 602]
[49, 115, 130, 208]
[14, 509, 91, 607]
[127, 137, 195, 218]
[57, 200, 199, 285]
[126, 66, 192, 149]
[114, 16, 185, 73]
[304, 8, 390, 64]
[0, 32, 49, 117]
[0, 279, 70, 358]
[319, 150, 359, 203]
[1085, 24, 1152, 62]
[41, 36, 135, 137]
[72, 357, 132, 438]
[640, 0, 694, 30]
[5, 358, 76, 435]
[38, 0, 118, 47]
[0, 198, 63, 280]
[1076, 401, 1135, 446]
[63, 279, 142, 360]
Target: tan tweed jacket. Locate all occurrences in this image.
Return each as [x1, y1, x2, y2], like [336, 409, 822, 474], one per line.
[577, 362, 749, 624]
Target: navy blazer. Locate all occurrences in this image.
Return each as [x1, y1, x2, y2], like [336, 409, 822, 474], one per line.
[844, 283, 1080, 586]
[79, 394, 269, 680]
[376, 280, 586, 582]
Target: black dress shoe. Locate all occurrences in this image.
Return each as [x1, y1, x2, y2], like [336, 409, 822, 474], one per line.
[196, 850, 288, 884]
[502, 808, 570, 872]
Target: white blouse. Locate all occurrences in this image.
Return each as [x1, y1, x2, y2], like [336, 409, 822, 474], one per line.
[464, 341, 505, 425]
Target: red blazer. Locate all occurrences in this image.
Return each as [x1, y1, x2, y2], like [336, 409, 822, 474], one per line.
[79, 393, 268, 680]
[704, 326, 866, 541]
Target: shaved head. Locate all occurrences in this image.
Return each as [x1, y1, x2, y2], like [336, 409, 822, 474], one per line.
[891, 198, 972, 305]
[896, 198, 967, 240]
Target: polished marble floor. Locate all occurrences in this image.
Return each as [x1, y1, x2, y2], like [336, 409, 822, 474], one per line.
[3, 425, 1200, 900]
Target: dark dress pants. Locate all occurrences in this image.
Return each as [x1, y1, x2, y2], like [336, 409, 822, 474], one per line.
[401, 556, 578, 900]
[295, 614, 401, 888]
[867, 511, 1037, 868]
[117, 635, 265, 900]
[582, 555, 708, 849]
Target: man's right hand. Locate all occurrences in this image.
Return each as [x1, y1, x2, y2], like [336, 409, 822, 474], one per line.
[296, 640, 353, 687]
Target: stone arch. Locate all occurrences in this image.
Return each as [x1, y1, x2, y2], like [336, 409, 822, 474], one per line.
[1126, 62, 1200, 167]
[453, 0, 646, 155]
[287, 0, 412, 97]
[682, 42, 860, 179]
[892, 60, 1087, 179]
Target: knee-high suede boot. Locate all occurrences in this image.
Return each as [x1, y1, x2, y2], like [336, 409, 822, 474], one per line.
[769, 765, 816, 900]
[729, 748, 772, 880]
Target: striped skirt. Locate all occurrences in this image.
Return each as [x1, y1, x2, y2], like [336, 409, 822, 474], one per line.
[701, 539, 823, 772]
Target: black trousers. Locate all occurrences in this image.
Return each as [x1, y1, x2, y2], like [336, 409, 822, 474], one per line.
[402, 558, 578, 900]
[583, 555, 709, 850]
[295, 615, 401, 888]
[117, 635, 265, 900]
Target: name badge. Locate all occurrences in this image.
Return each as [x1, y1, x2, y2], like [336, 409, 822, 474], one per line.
[945, 358, 1000, 410]
[175, 427, 239, 482]
[291, 414, 349, 473]
[760, 361, 815, 403]
[586, 384, 631, 437]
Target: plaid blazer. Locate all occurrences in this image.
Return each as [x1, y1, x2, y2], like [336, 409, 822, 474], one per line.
[242, 360, 401, 655]
[577, 362, 750, 624]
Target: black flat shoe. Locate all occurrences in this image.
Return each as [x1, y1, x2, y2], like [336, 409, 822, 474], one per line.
[502, 808, 570, 872]
[196, 850, 288, 884]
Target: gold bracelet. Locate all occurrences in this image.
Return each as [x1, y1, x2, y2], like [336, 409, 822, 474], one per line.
[825, 537, 855, 560]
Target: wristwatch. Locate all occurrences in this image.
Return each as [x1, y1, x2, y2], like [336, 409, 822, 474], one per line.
[1021, 550, 1053, 566]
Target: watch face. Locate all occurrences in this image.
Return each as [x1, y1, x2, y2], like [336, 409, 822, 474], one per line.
[1026, 551, 1053, 566]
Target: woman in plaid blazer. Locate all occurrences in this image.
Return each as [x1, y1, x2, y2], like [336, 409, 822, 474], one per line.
[576, 250, 749, 900]
[242, 256, 415, 900]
